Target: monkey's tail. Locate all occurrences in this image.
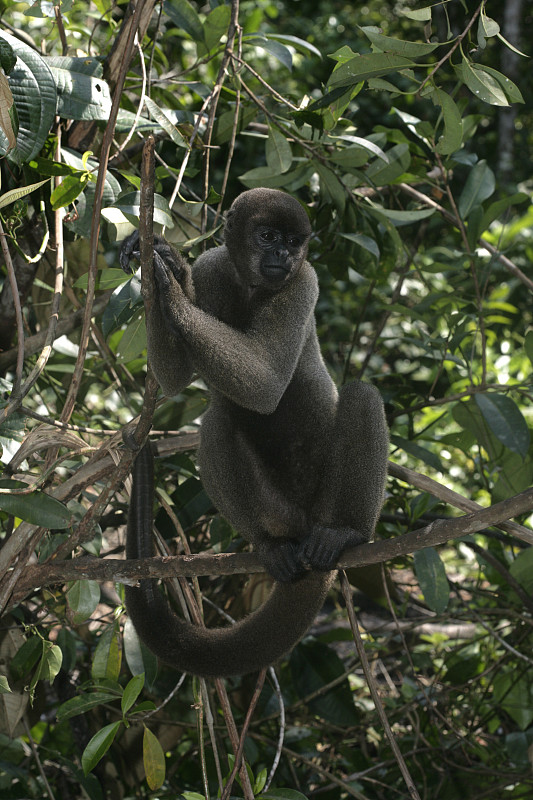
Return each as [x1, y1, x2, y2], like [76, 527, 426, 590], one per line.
[125, 443, 334, 678]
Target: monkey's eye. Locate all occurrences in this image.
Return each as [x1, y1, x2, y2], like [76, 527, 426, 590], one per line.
[259, 229, 277, 242]
[287, 236, 302, 248]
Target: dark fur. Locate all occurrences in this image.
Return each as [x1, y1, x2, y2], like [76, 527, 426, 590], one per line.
[121, 188, 389, 677]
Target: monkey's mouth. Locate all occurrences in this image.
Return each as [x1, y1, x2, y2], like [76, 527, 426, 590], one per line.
[261, 265, 290, 282]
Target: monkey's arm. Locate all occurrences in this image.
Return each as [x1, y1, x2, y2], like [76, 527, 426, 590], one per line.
[120, 233, 195, 396]
[154, 255, 319, 413]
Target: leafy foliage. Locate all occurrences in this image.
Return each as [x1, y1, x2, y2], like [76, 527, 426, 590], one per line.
[0, 0, 532, 798]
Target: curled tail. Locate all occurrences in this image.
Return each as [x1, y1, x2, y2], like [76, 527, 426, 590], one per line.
[125, 443, 334, 678]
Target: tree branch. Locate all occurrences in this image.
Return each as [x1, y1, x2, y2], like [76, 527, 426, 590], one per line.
[13, 486, 533, 598]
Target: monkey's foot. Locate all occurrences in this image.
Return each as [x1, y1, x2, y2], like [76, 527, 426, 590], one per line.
[299, 526, 369, 571]
[255, 539, 306, 583]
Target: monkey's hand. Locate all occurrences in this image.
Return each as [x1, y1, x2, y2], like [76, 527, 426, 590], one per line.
[255, 537, 307, 583]
[119, 232, 186, 284]
[299, 526, 369, 572]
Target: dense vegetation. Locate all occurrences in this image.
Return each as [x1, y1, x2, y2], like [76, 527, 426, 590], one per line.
[0, 1, 532, 798]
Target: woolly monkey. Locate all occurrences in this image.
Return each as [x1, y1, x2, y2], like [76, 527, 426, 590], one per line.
[120, 188, 388, 678]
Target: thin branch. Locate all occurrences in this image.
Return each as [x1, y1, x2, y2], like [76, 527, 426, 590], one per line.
[0, 218, 25, 397]
[340, 571, 422, 800]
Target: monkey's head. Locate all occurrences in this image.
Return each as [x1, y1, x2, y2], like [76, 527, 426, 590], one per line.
[224, 188, 312, 289]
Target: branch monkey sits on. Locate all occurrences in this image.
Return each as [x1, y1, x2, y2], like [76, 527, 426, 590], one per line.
[120, 188, 389, 678]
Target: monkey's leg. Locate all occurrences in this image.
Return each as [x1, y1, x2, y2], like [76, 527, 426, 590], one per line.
[299, 381, 388, 571]
[199, 412, 308, 581]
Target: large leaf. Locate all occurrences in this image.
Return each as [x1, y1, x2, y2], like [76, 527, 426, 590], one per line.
[48, 57, 111, 120]
[266, 125, 292, 174]
[164, 0, 204, 43]
[414, 547, 449, 614]
[0, 31, 56, 164]
[359, 26, 439, 57]
[475, 393, 530, 459]
[82, 721, 122, 775]
[0, 480, 72, 528]
[431, 88, 463, 155]
[143, 726, 166, 790]
[290, 640, 357, 725]
[328, 53, 417, 88]
[456, 58, 509, 106]
[458, 160, 495, 219]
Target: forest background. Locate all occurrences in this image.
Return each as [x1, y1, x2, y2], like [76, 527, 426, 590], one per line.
[0, 0, 532, 798]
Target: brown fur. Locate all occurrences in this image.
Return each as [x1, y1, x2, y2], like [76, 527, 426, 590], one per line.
[121, 188, 388, 677]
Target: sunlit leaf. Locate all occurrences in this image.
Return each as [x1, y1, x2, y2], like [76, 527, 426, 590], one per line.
[457, 160, 495, 219]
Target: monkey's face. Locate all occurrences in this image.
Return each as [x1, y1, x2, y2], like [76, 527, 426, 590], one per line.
[254, 226, 307, 286]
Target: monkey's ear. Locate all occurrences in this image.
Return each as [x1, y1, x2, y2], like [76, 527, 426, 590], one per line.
[225, 208, 235, 232]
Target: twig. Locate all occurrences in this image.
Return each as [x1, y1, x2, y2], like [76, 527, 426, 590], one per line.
[0, 218, 24, 398]
[340, 571, 422, 800]
[221, 669, 267, 800]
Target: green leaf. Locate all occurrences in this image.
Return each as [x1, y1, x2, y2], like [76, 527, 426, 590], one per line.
[203, 4, 231, 53]
[493, 673, 533, 730]
[164, 0, 204, 43]
[92, 626, 122, 682]
[452, 400, 505, 462]
[144, 97, 188, 148]
[0, 36, 17, 74]
[475, 393, 530, 459]
[62, 147, 121, 238]
[456, 58, 509, 107]
[0, 482, 72, 528]
[431, 88, 463, 155]
[121, 673, 145, 716]
[328, 53, 417, 88]
[0, 675, 11, 693]
[457, 160, 495, 219]
[290, 641, 357, 725]
[50, 173, 88, 210]
[143, 726, 166, 790]
[123, 618, 159, 689]
[0, 31, 56, 164]
[74, 267, 129, 291]
[401, 6, 432, 21]
[9, 635, 42, 681]
[367, 203, 435, 226]
[475, 64, 524, 104]
[66, 580, 101, 624]
[116, 313, 147, 363]
[102, 276, 143, 338]
[480, 192, 528, 233]
[250, 37, 293, 71]
[265, 125, 292, 174]
[0, 179, 48, 209]
[390, 435, 443, 472]
[82, 721, 121, 775]
[359, 26, 440, 57]
[316, 163, 345, 214]
[525, 330, 533, 366]
[112, 191, 173, 228]
[413, 547, 449, 614]
[57, 692, 119, 722]
[265, 33, 321, 59]
[509, 548, 533, 594]
[365, 142, 410, 185]
[49, 60, 112, 120]
[259, 790, 310, 799]
[339, 233, 380, 260]
[32, 643, 63, 685]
